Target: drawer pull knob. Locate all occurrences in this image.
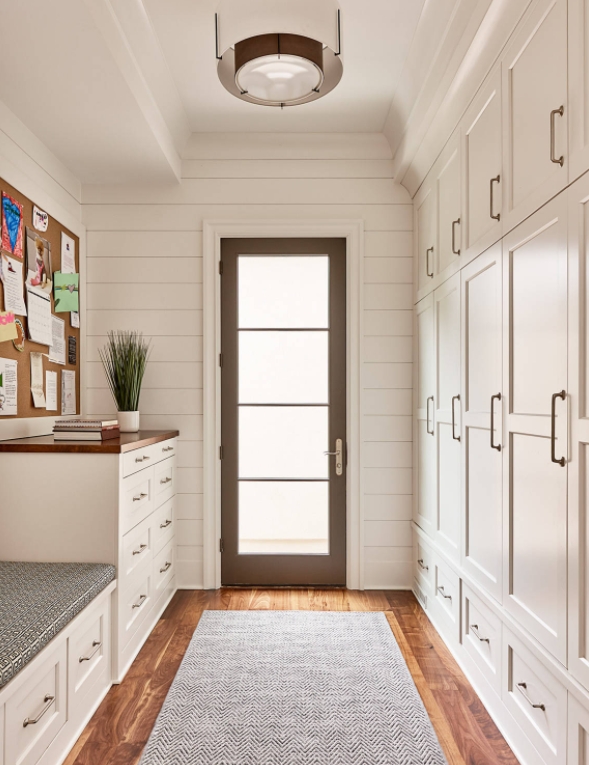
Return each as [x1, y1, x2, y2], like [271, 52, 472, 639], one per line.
[160, 561, 172, 573]
[417, 558, 429, 571]
[132, 594, 147, 609]
[469, 624, 490, 643]
[23, 694, 55, 727]
[79, 640, 102, 663]
[160, 519, 172, 529]
[160, 476, 172, 485]
[135, 455, 150, 463]
[132, 544, 148, 556]
[437, 585, 452, 601]
[163, 446, 174, 452]
[133, 493, 148, 502]
[516, 682, 546, 711]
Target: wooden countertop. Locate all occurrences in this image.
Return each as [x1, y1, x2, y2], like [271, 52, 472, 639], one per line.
[0, 430, 179, 454]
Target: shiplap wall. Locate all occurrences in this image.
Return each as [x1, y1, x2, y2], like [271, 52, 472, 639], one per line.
[82, 134, 413, 589]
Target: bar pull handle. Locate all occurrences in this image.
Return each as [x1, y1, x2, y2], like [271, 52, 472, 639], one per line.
[517, 682, 546, 711]
[452, 218, 461, 255]
[162, 446, 174, 453]
[23, 694, 55, 727]
[160, 476, 172, 485]
[426, 247, 434, 278]
[426, 396, 434, 435]
[79, 640, 102, 663]
[417, 558, 429, 571]
[490, 175, 501, 221]
[132, 544, 148, 556]
[132, 594, 148, 610]
[490, 393, 502, 451]
[551, 390, 566, 466]
[452, 394, 461, 441]
[133, 493, 148, 502]
[160, 519, 172, 529]
[160, 561, 172, 574]
[135, 454, 150, 463]
[469, 624, 490, 643]
[437, 586, 452, 601]
[550, 106, 564, 166]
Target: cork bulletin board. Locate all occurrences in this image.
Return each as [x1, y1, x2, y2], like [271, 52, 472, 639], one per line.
[0, 176, 80, 418]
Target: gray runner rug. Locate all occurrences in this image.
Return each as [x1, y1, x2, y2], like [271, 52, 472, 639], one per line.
[139, 610, 448, 764]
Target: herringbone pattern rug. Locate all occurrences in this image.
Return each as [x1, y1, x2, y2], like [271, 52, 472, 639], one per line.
[139, 610, 448, 764]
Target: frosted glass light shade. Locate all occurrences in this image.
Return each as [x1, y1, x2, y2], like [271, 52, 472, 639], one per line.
[236, 54, 323, 105]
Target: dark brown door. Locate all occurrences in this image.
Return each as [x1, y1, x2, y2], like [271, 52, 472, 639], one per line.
[221, 238, 346, 586]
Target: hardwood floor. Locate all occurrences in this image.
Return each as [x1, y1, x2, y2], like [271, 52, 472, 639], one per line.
[64, 589, 519, 765]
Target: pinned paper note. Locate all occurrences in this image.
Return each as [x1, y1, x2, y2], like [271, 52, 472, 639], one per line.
[61, 369, 76, 415]
[45, 370, 57, 411]
[30, 352, 45, 407]
[26, 228, 52, 296]
[0, 253, 27, 315]
[53, 271, 79, 313]
[26, 288, 52, 345]
[60, 233, 76, 274]
[1, 193, 23, 258]
[68, 335, 76, 365]
[49, 315, 65, 365]
[70, 311, 80, 329]
[0, 311, 18, 343]
[33, 205, 48, 232]
[0, 358, 17, 415]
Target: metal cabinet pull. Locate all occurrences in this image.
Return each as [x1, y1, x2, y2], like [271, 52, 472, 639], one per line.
[517, 682, 546, 711]
[490, 175, 501, 221]
[417, 558, 429, 571]
[162, 446, 174, 453]
[490, 393, 502, 452]
[133, 492, 148, 502]
[160, 476, 172, 485]
[23, 694, 55, 727]
[550, 106, 564, 166]
[132, 544, 148, 556]
[469, 624, 490, 643]
[551, 390, 566, 466]
[452, 218, 461, 255]
[426, 396, 434, 435]
[79, 640, 102, 663]
[160, 519, 172, 529]
[426, 247, 434, 278]
[135, 454, 150, 463]
[160, 561, 172, 574]
[437, 585, 452, 601]
[132, 594, 147, 610]
[452, 394, 461, 441]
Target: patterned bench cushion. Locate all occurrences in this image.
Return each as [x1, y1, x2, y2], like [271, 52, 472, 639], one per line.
[0, 561, 116, 689]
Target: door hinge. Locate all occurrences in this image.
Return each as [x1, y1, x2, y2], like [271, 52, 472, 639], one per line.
[219, 352, 223, 368]
[219, 260, 223, 275]
[219, 538, 224, 553]
[219, 445, 224, 460]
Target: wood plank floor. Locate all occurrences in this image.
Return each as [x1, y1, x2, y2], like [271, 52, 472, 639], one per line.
[64, 589, 519, 765]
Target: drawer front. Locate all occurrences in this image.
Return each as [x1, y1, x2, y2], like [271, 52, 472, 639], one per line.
[120, 569, 153, 649]
[462, 585, 502, 695]
[121, 514, 153, 581]
[122, 439, 177, 478]
[153, 498, 174, 555]
[502, 629, 567, 765]
[121, 468, 154, 535]
[414, 536, 434, 592]
[153, 540, 174, 595]
[432, 558, 460, 641]
[5, 643, 66, 765]
[69, 597, 110, 701]
[154, 459, 174, 507]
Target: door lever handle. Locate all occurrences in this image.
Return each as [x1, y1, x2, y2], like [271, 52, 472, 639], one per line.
[324, 439, 343, 476]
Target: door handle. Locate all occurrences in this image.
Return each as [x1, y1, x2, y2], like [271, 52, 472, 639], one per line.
[550, 106, 564, 166]
[426, 396, 434, 435]
[426, 247, 434, 278]
[324, 438, 343, 476]
[490, 393, 502, 451]
[490, 175, 501, 221]
[551, 390, 566, 466]
[452, 394, 461, 441]
[452, 218, 461, 255]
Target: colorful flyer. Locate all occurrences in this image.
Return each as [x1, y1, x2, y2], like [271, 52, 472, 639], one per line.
[32, 205, 49, 232]
[26, 228, 52, 296]
[1, 193, 23, 258]
[53, 271, 79, 313]
[0, 311, 18, 343]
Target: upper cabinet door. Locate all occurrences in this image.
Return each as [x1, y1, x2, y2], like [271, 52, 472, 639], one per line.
[502, 0, 568, 232]
[569, 0, 589, 181]
[462, 65, 503, 263]
[415, 178, 437, 297]
[436, 132, 462, 278]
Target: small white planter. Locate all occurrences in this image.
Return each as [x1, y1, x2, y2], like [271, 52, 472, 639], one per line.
[118, 411, 140, 433]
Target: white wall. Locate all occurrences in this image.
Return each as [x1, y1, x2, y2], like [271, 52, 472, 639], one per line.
[82, 133, 413, 589]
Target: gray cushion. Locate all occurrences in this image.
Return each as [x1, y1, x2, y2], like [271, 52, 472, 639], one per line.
[0, 561, 116, 689]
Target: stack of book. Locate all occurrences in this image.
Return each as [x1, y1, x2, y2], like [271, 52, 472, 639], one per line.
[53, 419, 120, 441]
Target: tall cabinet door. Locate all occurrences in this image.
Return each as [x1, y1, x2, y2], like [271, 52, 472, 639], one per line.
[414, 294, 436, 536]
[503, 195, 569, 664]
[415, 180, 437, 297]
[502, 0, 568, 232]
[436, 132, 462, 278]
[461, 243, 503, 603]
[434, 274, 461, 560]
[462, 65, 503, 262]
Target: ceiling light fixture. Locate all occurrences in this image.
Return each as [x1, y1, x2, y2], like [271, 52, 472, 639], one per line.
[215, 0, 343, 108]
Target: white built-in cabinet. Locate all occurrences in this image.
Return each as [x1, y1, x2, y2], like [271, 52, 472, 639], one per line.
[415, 294, 436, 537]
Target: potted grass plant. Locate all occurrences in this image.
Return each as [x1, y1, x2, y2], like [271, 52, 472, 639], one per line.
[99, 331, 151, 433]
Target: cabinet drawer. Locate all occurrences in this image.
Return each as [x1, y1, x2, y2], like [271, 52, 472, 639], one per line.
[462, 585, 502, 695]
[120, 569, 153, 649]
[153, 498, 174, 555]
[121, 514, 153, 583]
[5, 642, 66, 765]
[153, 539, 174, 595]
[414, 536, 434, 593]
[432, 558, 461, 642]
[502, 629, 567, 765]
[122, 439, 177, 478]
[69, 596, 110, 703]
[121, 469, 154, 535]
[154, 459, 174, 506]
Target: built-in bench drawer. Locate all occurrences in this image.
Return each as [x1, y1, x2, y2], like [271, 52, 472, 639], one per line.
[462, 584, 502, 695]
[122, 439, 177, 478]
[153, 498, 174, 555]
[154, 459, 174, 507]
[414, 535, 434, 593]
[502, 629, 567, 765]
[432, 557, 461, 643]
[5, 642, 66, 765]
[68, 595, 110, 706]
[121, 468, 154, 535]
[121, 514, 153, 581]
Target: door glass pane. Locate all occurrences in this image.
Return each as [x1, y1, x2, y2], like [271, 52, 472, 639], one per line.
[238, 256, 329, 328]
[239, 406, 328, 479]
[239, 481, 329, 554]
[239, 331, 328, 404]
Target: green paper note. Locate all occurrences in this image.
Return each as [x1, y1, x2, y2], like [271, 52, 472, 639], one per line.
[53, 271, 79, 313]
